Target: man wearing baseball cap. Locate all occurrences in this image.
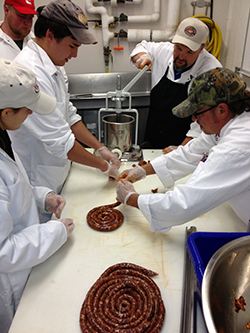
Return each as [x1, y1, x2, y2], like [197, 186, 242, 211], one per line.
[130, 17, 222, 151]
[11, 0, 120, 223]
[0, 58, 75, 333]
[0, 0, 36, 60]
[116, 67, 250, 233]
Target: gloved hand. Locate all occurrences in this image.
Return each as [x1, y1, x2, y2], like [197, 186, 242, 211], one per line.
[97, 146, 120, 168]
[162, 145, 178, 154]
[135, 54, 152, 70]
[102, 160, 119, 181]
[45, 193, 66, 219]
[60, 218, 75, 237]
[117, 165, 146, 183]
[116, 180, 137, 205]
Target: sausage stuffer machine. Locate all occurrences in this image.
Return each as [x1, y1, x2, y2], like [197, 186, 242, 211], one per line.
[98, 66, 148, 161]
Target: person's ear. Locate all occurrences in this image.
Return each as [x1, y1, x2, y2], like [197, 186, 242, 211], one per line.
[217, 103, 229, 119]
[1, 108, 12, 120]
[46, 29, 54, 42]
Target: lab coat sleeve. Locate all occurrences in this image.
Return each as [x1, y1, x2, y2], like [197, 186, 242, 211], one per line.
[0, 180, 67, 273]
[138, 139, 250, 232]
[186, 121, 202, 138]
[130, 40, 172, 62]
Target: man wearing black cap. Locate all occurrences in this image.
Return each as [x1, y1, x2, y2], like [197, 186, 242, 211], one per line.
[11, 0, 120, 222]
[0, 0, 36, 59]
[130, 17, 222, 151]
[116, 68, 250, 232]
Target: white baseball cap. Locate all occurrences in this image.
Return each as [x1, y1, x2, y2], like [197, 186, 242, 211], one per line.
[172, 17, 209, 51]
[0, 58, 56, 115]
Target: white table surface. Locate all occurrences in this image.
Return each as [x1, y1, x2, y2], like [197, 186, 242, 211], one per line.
[9, 150, 247, 333]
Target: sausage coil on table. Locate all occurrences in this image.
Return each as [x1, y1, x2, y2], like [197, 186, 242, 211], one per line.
[80, 262, 165, 332]
[87, 202, 124, 232]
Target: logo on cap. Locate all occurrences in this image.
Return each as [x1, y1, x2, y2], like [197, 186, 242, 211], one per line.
[34, 84, 39, 94]
[78, 14, 87, 25]
[184, 26, 197, 37]
[26, 0, 32, 5]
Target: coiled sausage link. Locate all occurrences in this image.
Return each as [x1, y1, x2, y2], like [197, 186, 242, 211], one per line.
[80, 263, 165, 333]
[87, 202, 124, 232]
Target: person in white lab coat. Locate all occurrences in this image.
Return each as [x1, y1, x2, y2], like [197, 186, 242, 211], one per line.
[11, 0, 120, 222]
[116, 68, 250, 232]
[0, 58, 75, 333]
[0, 0, 36, 60]
[130, 17, 222, 151]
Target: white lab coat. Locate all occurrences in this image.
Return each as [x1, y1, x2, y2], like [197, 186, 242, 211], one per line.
[0, 24, 34, 60]
[138, 112, 250, 232]
[0, 148, 67, 333]
[9, 40, 81, 194]
[130, 41, 222, 138]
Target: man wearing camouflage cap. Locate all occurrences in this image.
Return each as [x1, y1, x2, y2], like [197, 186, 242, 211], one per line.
[116, 67, 250, 232]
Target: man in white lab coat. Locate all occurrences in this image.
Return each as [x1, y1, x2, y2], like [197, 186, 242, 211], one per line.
[116, 68, 250, 232]
[11, 0, 120, 222]
[0, 0, 36, 60]
[0, 58, 75, 333]
[130, 17, 222, 151]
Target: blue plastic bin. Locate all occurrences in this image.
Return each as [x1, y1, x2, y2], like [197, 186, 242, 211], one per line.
[186, 232, 250, 294]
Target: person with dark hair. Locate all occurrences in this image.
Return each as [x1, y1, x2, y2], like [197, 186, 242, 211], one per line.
[0, 0, 36, 59]
[11, 0, 120, 222]
[131, 17, 222, 151]
[0, 58, 75, 333]
[116, 68, 250, 232]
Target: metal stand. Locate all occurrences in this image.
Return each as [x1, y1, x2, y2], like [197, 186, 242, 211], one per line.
[97, 66, 148, 161]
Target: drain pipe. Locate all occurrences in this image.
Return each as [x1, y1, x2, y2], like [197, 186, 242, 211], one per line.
[127, 0, 181, 42]
[85, 0, 114, 72]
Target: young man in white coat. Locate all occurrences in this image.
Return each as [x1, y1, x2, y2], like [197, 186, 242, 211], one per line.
[0, 58, 75, 333]
[116, 68, 250, 232]
[0, 0, 36, 60]
[131, 17, 222, 151]
[11, 0, 120, 222]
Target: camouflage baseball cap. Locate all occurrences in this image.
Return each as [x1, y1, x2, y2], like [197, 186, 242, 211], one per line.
[172, 67, 246, 118]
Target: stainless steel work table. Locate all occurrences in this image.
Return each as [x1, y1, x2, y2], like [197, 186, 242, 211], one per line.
[9, 150, 247, 333]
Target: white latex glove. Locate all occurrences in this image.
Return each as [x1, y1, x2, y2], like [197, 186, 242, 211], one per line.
[45, 193, 66, 219]
[117, 165, 146, 183]
[97, 146, 120, 168]
[116, 180, 137, 205]
[162, 145, 178, 154]
[135, 54, 152, 69]
[102, 160, 119, 181]
[60, 218, 75, 237]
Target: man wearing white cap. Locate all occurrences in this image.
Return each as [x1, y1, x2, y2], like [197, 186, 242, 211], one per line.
[0, 58, 75, 333]
[11, 0, 120, 222]
[0, 0, 36, 60]
[130, 17, 222, 150]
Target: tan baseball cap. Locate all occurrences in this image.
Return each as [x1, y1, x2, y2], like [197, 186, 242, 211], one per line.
[0, 58, 56, 115]
[41, 0, 97, 45]
[172, 17, 209, 51]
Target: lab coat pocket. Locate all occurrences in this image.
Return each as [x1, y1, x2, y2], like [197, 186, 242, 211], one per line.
[36, 163, 70, 193]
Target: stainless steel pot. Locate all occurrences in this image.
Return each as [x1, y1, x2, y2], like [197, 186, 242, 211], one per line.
[202, 235, 250, 333]
[102, 113, 134, 152]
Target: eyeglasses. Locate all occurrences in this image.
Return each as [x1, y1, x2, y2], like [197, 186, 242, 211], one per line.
[193, 105, 217, 119]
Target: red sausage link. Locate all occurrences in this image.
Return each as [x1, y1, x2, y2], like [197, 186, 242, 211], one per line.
[79, 263, 165, 332]
[87, 202, 124, 232]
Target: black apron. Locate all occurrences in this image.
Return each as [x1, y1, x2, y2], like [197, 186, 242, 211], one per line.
[144, 67, 192, 149]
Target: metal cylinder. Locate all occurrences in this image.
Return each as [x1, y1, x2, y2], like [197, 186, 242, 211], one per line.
[102, 114, 134, 152]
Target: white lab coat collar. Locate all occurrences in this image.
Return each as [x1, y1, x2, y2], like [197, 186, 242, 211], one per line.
[26, 39, 59, 77]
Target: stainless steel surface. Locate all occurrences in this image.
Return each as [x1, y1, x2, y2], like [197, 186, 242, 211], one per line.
[180, 226, 197, 333]
[202, 235, 250, 333]
[103, 114, 134, 152]
[68, 71, 151, 96]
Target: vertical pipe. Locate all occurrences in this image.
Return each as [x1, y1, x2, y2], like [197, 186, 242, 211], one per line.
[180, 226, 197, 333]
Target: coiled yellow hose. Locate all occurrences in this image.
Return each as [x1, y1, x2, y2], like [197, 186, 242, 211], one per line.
[192, 15, 222, 61]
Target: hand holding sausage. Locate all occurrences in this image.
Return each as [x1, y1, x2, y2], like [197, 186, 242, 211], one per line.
[117, 165, 146, 183]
